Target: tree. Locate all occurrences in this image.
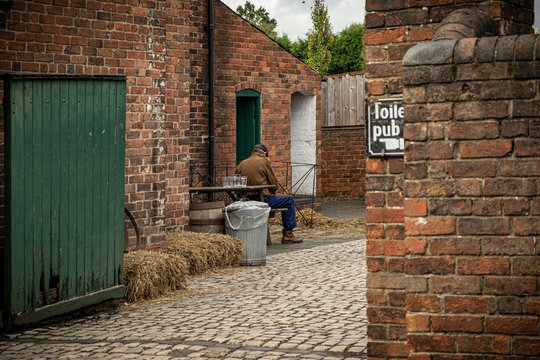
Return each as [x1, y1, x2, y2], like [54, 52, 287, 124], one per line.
[328, 23, 366, 75]
[236, 1, 278, 38]
[275, 33, 292, 48]
[289, 37, 309, 64]
[235, 1, 308, 61]
[307, 0, 333, 76]
[236, 1, 294, 50]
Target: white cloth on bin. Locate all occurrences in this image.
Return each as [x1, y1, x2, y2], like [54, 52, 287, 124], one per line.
[223, 201, 270, 231]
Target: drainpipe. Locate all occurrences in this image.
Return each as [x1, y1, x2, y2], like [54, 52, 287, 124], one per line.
[208, 0, 215, 186]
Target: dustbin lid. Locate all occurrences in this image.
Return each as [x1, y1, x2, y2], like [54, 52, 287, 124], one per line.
[223, 201, 270, 231]
[224, 200, 269, 212]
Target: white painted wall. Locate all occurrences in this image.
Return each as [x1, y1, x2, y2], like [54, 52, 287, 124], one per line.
[290, 92, 316, 196]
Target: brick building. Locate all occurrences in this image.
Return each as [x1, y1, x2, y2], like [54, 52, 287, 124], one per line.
[365, 1, 538, 359]
[0, 0, 321, 251]
[320, 72, 367, 200]
[189, 1, 322, 205]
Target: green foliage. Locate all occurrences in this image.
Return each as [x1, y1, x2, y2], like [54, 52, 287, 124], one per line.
[234, 0, 365, 74]
[328, 23, 365, 75]
[235, 1, 308, 63]
[289, 37, 309, 63]
[273, 33, 292, 50]
[236, 1, 294, 53]
[307, 0, 333, 76]
[236, 1, 278, 38]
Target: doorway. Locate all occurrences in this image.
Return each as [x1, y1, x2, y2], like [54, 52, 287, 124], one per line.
[236, 89, 261, 164]
[290, 91, 316, 196]
[2, 76, 126, 327]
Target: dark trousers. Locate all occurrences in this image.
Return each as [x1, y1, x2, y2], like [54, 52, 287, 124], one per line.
[249, 194, 298, 230]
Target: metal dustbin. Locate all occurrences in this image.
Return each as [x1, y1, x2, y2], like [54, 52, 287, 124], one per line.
[224, 201, 270, 266]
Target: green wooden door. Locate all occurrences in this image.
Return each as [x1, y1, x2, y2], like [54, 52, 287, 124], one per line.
[3, 76, 126, 327]
[236, 89, 261, 163]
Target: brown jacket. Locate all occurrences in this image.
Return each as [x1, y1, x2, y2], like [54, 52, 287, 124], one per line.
[236, 152, 279, 196]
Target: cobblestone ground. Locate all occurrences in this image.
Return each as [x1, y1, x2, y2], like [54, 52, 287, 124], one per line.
[0, 238, 366, 360]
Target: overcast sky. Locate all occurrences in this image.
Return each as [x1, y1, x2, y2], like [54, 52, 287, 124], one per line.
[221, 0, 540, 38]
[220, 0, 365, 40]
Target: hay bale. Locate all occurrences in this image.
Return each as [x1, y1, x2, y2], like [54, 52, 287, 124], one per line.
[122, 231, 242, 303]
[166, 230, 243, 275]
[269, 208, 365, 231]
[123, 251, 189, 302]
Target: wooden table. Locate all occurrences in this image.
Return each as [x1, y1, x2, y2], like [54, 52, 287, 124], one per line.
[189, 184, 280, 246]
[189, 184, 276, 202]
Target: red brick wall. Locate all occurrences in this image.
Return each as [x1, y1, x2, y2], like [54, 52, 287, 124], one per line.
[403, 33, 539, 360]
[321, 128, 365, 199]
[365, 156, 407, 358]
[187, 1, 211, 177]
[0, 0, 321, 249]
[364, 1, 535, 359]
[189, 1, 322, 191]
[0, 0, 192, 248]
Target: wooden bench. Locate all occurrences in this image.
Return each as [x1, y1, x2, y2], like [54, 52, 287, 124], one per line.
[267, 208, 287, 245]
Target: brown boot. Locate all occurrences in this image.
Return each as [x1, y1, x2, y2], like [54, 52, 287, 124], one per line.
[281, 229, 303, 244]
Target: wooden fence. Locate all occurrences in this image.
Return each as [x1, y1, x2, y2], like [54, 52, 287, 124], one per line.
[322, 72, 365, 127]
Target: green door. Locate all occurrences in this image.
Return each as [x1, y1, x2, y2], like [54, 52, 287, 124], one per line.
[3, 76, 126, 327]
[236, 89, 261, 163]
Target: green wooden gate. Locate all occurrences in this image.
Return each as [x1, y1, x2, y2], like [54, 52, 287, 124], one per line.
[236, 89, 261, 164]
[3, 76, 126, 327]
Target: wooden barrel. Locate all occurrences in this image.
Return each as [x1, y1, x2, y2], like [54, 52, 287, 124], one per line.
[189, 201, 225, 234]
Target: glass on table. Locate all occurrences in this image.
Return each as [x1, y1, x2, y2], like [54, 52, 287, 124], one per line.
[222, 175, 247, 187]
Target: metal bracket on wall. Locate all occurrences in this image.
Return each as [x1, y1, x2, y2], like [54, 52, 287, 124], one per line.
[124, 207, 141, 251]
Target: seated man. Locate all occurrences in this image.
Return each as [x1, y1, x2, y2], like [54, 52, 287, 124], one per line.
[236, 144, 303, 244]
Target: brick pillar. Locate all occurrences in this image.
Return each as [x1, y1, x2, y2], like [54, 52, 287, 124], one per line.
[402, 34, 540, 359]
[365, 157, 407, 358]
[364, 1, 535, 359]
[364, 0, 422, 356]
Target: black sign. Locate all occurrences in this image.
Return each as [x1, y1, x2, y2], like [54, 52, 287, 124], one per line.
[367, 98, 404, 157]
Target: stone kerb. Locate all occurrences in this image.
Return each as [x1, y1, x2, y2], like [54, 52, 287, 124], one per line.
[404, 34, 539, 67]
